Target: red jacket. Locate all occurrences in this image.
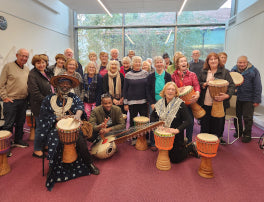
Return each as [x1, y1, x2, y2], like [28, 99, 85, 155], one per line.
[171, 70, 200, 92]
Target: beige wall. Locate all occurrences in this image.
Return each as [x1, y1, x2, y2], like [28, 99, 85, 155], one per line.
[0, 0, 73, 71]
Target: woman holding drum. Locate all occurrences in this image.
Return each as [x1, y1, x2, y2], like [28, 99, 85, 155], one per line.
[103, 60, 125, 113]
[171, 55, 200, 145]
[150, 82, 196, 164]
[198, 52, 235, 144]
[147, 56, 171, 150]
[28, 54, 53, 158]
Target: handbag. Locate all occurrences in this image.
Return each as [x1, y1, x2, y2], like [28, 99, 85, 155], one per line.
[81, 120, 93, 139]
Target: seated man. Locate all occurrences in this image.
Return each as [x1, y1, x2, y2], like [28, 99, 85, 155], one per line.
[88, 93, 126, 143]
[38, 74, 99, 191]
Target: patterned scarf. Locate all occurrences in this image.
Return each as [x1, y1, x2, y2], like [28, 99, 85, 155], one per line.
[154, 97, 183, 127]
[108, 71, 121, 98]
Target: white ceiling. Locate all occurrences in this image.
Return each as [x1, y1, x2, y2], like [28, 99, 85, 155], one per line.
[60, 0, 227, 14]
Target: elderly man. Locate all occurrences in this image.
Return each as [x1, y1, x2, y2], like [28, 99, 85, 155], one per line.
[162, 53, 172, 70]
[0, 48, 30, 149]
[128, 50, 135, 59]
[110, 48, 122, 67]
[89, 93, 125, 143]
[64, 48, 83, 78]
[231, 56, 262, 143]
[39, 74, 99, 191]
[189, 50, 204, 76]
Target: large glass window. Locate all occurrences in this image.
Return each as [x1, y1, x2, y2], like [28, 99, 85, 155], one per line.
[124, 28, 175, 60]
[237, 0, 258, 13]
[77, 13, 122, 26]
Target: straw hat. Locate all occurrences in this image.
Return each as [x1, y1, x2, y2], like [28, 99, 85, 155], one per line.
[50, 74, 80, 88]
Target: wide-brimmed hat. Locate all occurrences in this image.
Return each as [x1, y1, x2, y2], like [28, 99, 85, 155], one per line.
[50, 74, 80, 88]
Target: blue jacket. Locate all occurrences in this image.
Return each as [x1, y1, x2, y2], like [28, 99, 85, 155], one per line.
[231, 62, 262, 103]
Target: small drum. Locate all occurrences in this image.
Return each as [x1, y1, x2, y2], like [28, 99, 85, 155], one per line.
[179, 86, 206, 119]
[208, 79, 229, 118]
[56, 117, 81, 163]
[230, 72, 244, 86]
[196, 133, 220, 178]
[133, 116, 149, 151]
[154, 128, 175, 171]
[26, 109, 35, 141]
[0, 130, 12, 176]
[91, 135, 117, 159]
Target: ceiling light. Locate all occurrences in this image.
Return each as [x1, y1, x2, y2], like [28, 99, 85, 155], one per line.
[178, 0, 188, 16]
[125, 34, 135, 45]
[97, 0, 113, 18]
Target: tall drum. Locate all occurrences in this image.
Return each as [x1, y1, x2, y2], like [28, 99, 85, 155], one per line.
[26, 109, 35, 141]
[0, 130, 12, 176]
[208, 79, 229, 118]
[179, 86, 206, 119]
[154, 129, 175, 171]
[56, 117, 81, 163]
[196, 133, 220, 178]
[133, 116, 149, 151]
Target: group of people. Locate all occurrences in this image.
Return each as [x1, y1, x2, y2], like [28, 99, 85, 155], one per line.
[0, 47, 262, 190]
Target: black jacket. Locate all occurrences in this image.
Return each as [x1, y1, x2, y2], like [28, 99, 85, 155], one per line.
[27, 67, 53, 117]
[147, 71, 171, 105]
[198, 67, 235, 109]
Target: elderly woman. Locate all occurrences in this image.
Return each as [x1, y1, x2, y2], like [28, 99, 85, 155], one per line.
[88, 51, 99, 71]
[28, 54, 53, 158]
[83, 61, 103, 118]
[171, 55, 200, 144]
[150, 82, 197, 163]
[60, 58, 83, 98]
[103, 60, 124, 112]
[166, 52, 183, 75]
[47, 54, 66, 76]
[218, 52, 228, 66]
[120, 56, 131, 77]
[147, 56, 171, 150]
[142, 61, 151, 73]
[123, 56, 149, 127]
[99, 51, 109, 77]
[198, 52, 235, 144]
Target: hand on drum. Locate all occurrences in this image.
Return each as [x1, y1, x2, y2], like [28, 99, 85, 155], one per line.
[74, 110, 83, 121]
[124, 105, 129, 112]
[214, 93, 229, 102]
[190, 92, 200, 103]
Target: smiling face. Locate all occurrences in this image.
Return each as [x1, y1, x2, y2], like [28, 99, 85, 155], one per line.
[101, 97, 113, 112]
[56, 58, 65, 68]
[178, 57, 188, 72]
[58, 80, 72, 94]
[87, 63, 96, 76]
[133, 59, 142, 71]
[208, 55, 219, 70]
[219, 54, 227, 65]
[111, 50, 118, 59]
[100, 53, 108, 64]
[89, 55, 97, 62]
[16, 49, 29, 67]
[66, 60, 77, 74]
[155, 59, 164, 73]
[109, 61, 118, 73]
[165, 84, 177, 101]
[64, 49, 74, 59]
[35, 59, 47, 73]
[122, 60, 130, 70]
[237, 56, 248, 71]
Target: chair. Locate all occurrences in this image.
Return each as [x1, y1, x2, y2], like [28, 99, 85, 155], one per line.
[225, 95, 240, 144]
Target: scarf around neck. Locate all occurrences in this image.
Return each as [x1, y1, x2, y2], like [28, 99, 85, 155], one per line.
[108, 71, 121, 98]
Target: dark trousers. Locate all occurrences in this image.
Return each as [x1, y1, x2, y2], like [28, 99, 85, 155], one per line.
[2, 99, 27, 141]
[234, 100, 254, 137]
[76, 134, 93, 165]
[200, 105, 225, 138]
[129, 103, 149, 127]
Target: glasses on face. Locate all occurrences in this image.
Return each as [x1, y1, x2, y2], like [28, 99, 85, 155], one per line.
[18, 54, 29, 59]
[166, 88, 176, 92]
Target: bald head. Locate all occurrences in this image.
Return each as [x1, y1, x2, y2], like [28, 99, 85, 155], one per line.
[192, 50, 201, 62]
[237, 56, 248, 71]
[16, 48, 29, 67]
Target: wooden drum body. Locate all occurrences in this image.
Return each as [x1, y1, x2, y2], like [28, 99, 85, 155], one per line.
[196, 133, 219, 178]
[208, 80, 229, 118]
[133, 116, 149, 151]
[56, 118, 81, 163]
[26, 110, 35, 141]
[91, 135, 117, 159]
[154, 129, 175, 171]
[0, 130, 12, 176]
[179, 86, 205, 119]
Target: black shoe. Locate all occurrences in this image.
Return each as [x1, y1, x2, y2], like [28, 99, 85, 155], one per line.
[233, 133, 238, 138]
[89, 163, 100, 175]
[242, 136, 251, 143]
[219, 137, 226, 145]
[186, 143, 199, 158]
[32, 152, 46, 159]
[7, 151, 12, 157]
[13, 140, 29, 148]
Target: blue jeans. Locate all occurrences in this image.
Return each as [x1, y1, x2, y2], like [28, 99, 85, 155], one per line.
[186, 106, 194, 143]
[34, 117, 47, 151]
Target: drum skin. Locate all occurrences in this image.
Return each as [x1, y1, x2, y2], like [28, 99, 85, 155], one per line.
[91, 135, 117, 159]
[230, 72, 244, 86]
[134, 116, 149, 151]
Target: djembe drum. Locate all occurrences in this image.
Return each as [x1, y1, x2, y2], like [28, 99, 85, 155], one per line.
[179, 86, 206, 119]
[154, 128, 175, 171]
[26, 109, 35, 141]
[208, 79, 229, 118]
[230, 72, 244, 86]
[133, 116, 149, 151]
[56, 117, 81, 163]
[0, 130, 12, 176]
[196, 133, 220, 178]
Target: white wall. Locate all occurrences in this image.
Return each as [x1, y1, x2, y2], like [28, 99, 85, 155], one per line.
[0, 0, 73, 71]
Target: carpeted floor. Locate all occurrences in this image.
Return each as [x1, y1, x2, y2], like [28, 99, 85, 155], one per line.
[1, 122, 264, 202]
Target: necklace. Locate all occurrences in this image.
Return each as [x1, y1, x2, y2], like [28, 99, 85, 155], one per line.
[50, 95, 73, 119]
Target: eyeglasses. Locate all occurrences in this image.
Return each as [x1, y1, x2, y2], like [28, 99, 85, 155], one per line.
[18, 54, 29, 59]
